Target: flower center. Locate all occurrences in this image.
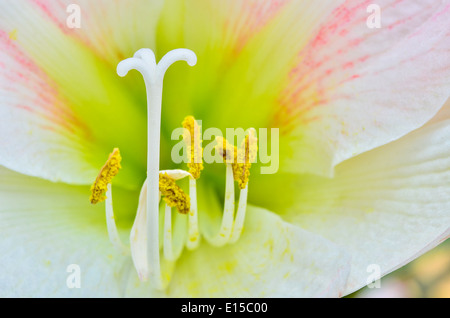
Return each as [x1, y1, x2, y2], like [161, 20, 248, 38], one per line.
[89, 49, 257, 291]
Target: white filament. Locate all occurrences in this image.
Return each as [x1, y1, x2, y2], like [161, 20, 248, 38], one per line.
[229, 185, 249, 244]
[164, 203, 184, 261]
[208, 164, 235, 247]
[104, 184, 129, 255]
[186, 177, 200, 250]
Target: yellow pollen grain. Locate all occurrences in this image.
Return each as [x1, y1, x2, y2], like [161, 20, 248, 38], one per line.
[182, 116, 203, 179]
[216, 131, 257, 189]
[8, 29, 17, 40]
[189, 232, 199, 242]
[235, 130, 258, 189]
[159, 173, 190, 214]
[215, 136, 236, 164]
[89, 148, 122, 204]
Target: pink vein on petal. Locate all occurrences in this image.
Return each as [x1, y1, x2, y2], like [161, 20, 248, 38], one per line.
[273, 0, 447, 135]
[31, 0, 68, 34]
[0, 30, 90, 137]
[225, 0, 292, 55]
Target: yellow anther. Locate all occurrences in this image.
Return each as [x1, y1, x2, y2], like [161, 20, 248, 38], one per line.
[90, 148, 122, 204]
[182, 116, 204, 179]
[159, 173, 190, 214]
[215, 130, 258, 189]
[235, 129, 258, 189]
[215, 136, 236, 164]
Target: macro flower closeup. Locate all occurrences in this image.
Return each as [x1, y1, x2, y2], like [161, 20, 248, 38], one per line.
[0, 0, 449, 298]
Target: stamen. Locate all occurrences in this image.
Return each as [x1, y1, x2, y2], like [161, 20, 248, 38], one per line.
[89, 148, 128, 255]
[182, 116, 203, 250]
[229, 184, 248, 244]
[163, 204, 177, 261]
[215, 135, 250, 185]
[163, 203, 173, 260]
[130, 169, 192, 286]
[182, 116, 204, 179]
[210, 137, 238, 246]
[215, 136, 236, 164]
[159, 173, 190, 215]
[160, 170, 193, 258]
[89, 148, 121, 204]
[186, 177, 200, 250]
[235, 128, 258, 189]
[208, 163, 235, 247]
[212, 130, 257, 245]
[230, 129, 257, 242]
[105, 184, 129, 254]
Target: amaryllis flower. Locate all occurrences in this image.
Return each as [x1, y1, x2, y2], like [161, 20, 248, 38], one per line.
[0, 0, 449, 297]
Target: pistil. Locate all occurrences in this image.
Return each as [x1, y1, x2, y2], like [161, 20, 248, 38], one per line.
[117, 48, 196, 290]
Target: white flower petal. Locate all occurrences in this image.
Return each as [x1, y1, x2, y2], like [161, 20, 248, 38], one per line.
[137, 206, 351, 298]
[0, 0, 165, 185]
[283, 99, 450, 295]
[0, 166, 135, 297]
[278, 0, 450, 177]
